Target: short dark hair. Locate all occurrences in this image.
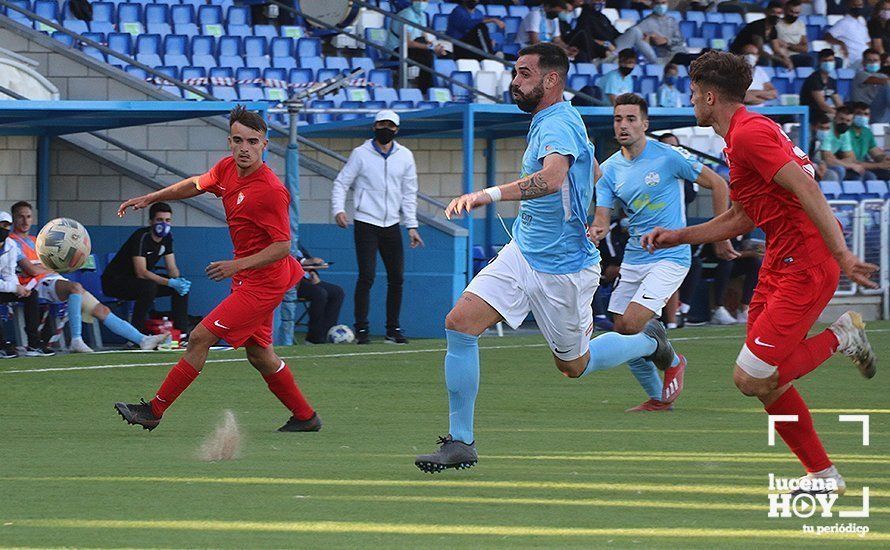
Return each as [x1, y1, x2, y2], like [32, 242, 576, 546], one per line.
[517, 42, 569, 80]
[229, 105, 267, 134]
[818, 48, 834, 60]
[10, 201, 32, 215]
[688, 50, 751, 104]
[149, 202, 172, 220]
[863, 48, 879, 59]
[766, 0, 783, 9]
[542, 0, 566, 8]
[850, 101, 870, 112]
[664, 62, 678, 74]
[614, 93, 648, 118]
[618, 48, 637, 62]
[835, 105, 852, 116]
[658, 132, 678, 142]
[785, 0, 802, 7]
[812, 111, 831, 125]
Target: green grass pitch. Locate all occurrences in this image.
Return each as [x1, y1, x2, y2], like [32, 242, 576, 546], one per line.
[0, 324, 887, 547]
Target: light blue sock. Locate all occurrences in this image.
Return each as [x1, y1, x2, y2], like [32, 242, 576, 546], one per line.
[102, 312, 146, 345]
[445, 329, 480, 444]
[628, 357, 663, 400]
[67, 293, 83, 339]
[580, 332, 658, 377]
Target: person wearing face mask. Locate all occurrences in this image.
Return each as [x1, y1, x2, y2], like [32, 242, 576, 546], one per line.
[819, 106, 870, 182]
[331, 110, 424, 345]
[9, 201, 169, 354]
[517, 0, 578, 57]
[741, 44, 778, 106]
[848, 101, 890, 179]
[385, 1, 450, 93]
[730, 1, 783, 62]
[852, 48, 890, 123]
[624, 0, 689, 65]
[600, 48, 638, 105]
[102, 201, 191, 335]
[799, 48, 844, 121]
[657, 63, 682, 107]
[774, 0, 814, 68]
[0, 210, 50, 358]
[810, 112, 834, 181]
[867, 0, 890, 55]
[446, 0, 505, 61]
[825, 0, 870, 64]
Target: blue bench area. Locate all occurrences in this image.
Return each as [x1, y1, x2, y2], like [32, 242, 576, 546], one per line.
[820, 180, 890, 201]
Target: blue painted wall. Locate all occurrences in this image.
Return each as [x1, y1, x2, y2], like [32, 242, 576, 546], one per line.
[86, 223, 467, 339]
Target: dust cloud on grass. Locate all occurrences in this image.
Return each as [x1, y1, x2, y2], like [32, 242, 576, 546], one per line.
[197, 410, 243, 462]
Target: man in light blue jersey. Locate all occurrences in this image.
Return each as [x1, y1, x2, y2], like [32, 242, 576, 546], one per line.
[415, 45, 677, 474]
[589, 93, 734, 411]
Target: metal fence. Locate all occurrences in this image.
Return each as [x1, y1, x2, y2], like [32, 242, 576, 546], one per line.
[828, 200, 890, 309]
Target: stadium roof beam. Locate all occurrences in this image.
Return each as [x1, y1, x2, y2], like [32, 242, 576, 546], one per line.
[300, 103, 809, 277]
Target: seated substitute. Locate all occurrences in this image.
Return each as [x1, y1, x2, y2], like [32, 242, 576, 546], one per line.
[101, 202, 190, 334]
[296, 245, 345, 345]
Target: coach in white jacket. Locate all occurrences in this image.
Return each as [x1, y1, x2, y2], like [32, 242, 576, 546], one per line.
[331, 110, 424, 345]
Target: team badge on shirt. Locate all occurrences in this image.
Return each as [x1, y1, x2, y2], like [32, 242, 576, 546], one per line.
[237, 192, 245, 205]
[644, 171, 660, 187]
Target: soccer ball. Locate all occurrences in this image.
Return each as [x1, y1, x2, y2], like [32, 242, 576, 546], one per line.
[327, 324, 355, 344]
[35, 218, 91, 273]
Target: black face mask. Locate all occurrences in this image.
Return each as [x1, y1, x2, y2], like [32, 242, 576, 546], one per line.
[0, 227, 8, 246]
[784, 15, 798, 24]
[766, 15, 779, 25]
[834, 123, 850, 134]
[545, 11, 560, 19]
[618, 66, 633, 76]
[849, 7, 862, 17]
[374, 127, 396, 145]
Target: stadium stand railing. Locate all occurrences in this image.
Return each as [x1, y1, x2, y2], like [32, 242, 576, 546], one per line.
[828, 200, 890, 306]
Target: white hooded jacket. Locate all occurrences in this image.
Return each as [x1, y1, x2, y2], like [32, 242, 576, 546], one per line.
[0, 238, 22, 294]
[330, 139, 419, 229]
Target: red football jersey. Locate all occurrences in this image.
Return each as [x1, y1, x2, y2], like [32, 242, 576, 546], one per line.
[723, 108, 832, 272]
[198, 156, 302, 287]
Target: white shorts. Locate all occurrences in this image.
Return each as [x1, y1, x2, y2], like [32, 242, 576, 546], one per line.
[35, 274, 66, 303]
[465, 241, 600, 361]
[608, 260, 689, 317]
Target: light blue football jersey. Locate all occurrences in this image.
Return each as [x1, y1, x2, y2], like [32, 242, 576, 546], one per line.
[513, 101, 600, 275]
[596, 139, 703, 266]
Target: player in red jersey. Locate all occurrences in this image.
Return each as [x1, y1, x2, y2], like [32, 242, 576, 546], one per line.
[643, 51, 877, 493]
[114, 106, 321, 433]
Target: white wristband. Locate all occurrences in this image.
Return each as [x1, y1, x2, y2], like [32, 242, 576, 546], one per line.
[483, 186, 502, 203]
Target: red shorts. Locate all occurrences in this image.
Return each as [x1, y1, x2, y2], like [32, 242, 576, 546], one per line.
[202, 259, 302, 349]
[738, 260, 840, 375]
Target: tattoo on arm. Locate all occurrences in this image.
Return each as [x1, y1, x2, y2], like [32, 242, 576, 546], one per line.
[518, 172, 549, 200]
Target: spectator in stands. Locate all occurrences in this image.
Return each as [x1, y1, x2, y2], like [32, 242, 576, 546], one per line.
[331, 110, 424, 345]
[623, 0, 688, 64]
[825, 0, 870, 67]
[295, 245, 345, 345]
[710, 237, 763, 325]
[446, 0, 505, 61]
[849, 101, 890, 179]
[102, 202, 191, 334]
[0, 211, 52, 358]
[774, 0, 814, 68]
[562, 0, 654, 62]
[819, 106, 870, 181]
[799, 48, 843, 120]
[741, 43, 779, 105]
[657, 63, 682, 107]
[811, 111, 834, 181]
[852, 48, 890, 123]
[601, 48, 637, 104]
[10, 201, 168, 353]
[517, 0, 579, 57]
[386, 1, 450, 93]
[869, 0, 890, 55]
[730, 2, 786, 67]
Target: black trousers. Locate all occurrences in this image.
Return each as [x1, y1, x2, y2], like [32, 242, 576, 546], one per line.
[713, 257, 762, 307]
[298, 279, 345, 344]
[0, 291, 40, 348]
[101, 276, 189, 332]
[353, 220, 404, 331]
[453, 23, 494, 61]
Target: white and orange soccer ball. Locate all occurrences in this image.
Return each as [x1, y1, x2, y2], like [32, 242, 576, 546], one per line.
[35, 217, 91, 273]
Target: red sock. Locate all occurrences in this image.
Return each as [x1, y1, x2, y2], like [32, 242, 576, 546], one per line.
[776, 330, 839, 386]
[150, 358, 200, 418]
[765, 387, 832, 473]
[263, 363, 314, 420]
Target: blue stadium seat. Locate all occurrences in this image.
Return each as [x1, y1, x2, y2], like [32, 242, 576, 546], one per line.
[135, 34, 163, 67]
[701, 22, 721, 40]
[705, 13, 725, 23]
[107, 33, 133, 67]
[60, 6, 89, 34]
[680, 20, 698, 38]
[390, 100, 414, 109]
[685, 11, 705, 25]
[244, 36, 268, 57]
[263, 67, 287, 82]
[364, 28, 391, 63]
[865, 180, 889, 198]
[369, 68, 392, 87]
[190, 35, 216, 70]
[638, 75, 659, 96]
[181, 66, 206, 80]
[724, 12, 743, 25]
[88, 1, 114, 34]
[154, 65, 179, 82]
[840, 180, 867, 200]
[317, 68, 341, 81]
[253, 24, 278, 40]
[124, 64, 147, 80]
[3, 0, 31, 26]
[568, 74, 590, 91]
[197, 4, 223, 25]
[299, 57, 323, 75]
[373, 87, 399, 104]
[449, 70, 474, 101]
[619, 9, 640, 21]
[236, 67, 261, 81]
[432, 13, 449, 32]
[227, 6, 250, 26]
[270, 36, 294, 58]
[210, 66, 233, 79]
[308, 100, 335, 124]
[486, 5, 508, 18]
[503, 16, 521, 39]
[217, 35, 242, 57]
[52, 30, 77, 47]
[574, 62, 598, 77]
[212, 85, 238, 101]
[507, 5, 529, 18]
[117, 2, 143, 35]
[145, 4, 172, 35]
[806, 24, 823, 42]
[720, 23, 738, 38]
[351, 57, 375, 74]
[288, 68, 313, 84]
[399, 87, 423, 103]
[33, 0, 58, 24]
[433, 58, 457, 87]
[238, 86, 264, 101]
[297, 38, 321, 58]
[771, 77, 791, 95]
[325, 57, 350, 71]
[163, 34, 189, 67]
[171, 4, 197, 36]
[80, 32, 107, 62]
[417, 100, 440, 110]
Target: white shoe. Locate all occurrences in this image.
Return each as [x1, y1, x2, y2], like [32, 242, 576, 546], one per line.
[735, 309, 748, 324]
[711, 306, 737, 325]
[792, 465, 846, 495]
[666, 322, 678, 329]
[140, 333, 169, 351]
[69, 337, 94, 353]
[830, 311, 877, 379]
